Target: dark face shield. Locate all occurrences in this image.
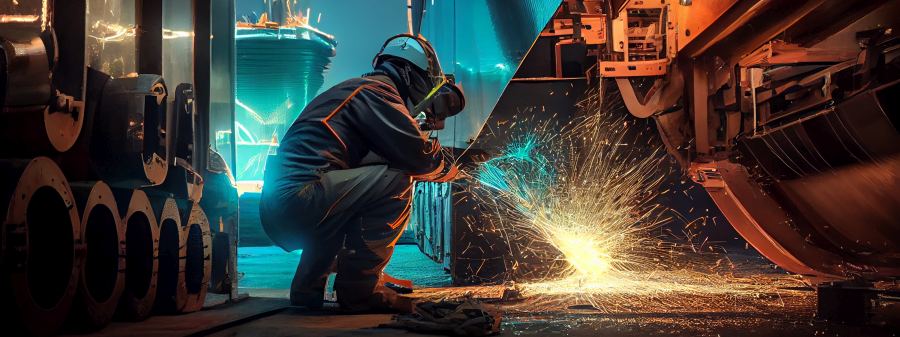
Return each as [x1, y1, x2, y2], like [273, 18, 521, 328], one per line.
[414, 76, 465, 131]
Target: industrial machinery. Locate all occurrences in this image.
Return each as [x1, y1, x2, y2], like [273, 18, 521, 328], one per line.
[543, 0, 900, 282]
[408, 0, 899, 322]
[0, 0, 238, 335]
[1, 0, 897, 334]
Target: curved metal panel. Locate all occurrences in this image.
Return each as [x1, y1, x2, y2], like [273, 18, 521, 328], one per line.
[700, 160, 842, 280]
[418, 0, 561, 149]
[731, 80, 900, 279]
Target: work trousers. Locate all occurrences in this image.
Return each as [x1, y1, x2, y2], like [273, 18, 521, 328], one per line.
[260, 165, 412, 309]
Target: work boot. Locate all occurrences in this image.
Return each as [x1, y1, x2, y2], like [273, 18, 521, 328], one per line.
[289, 243, 342, 309]
[290, 288, 324, 309]
[381, 272, 413, 290]
[338, 283, 411, 314]
[289, 261, 331, 309]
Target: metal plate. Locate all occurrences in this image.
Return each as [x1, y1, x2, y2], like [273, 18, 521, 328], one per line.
[418, 0, 561, 149]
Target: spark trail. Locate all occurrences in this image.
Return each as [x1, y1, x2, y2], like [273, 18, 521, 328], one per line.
[471, 83, 791, 311]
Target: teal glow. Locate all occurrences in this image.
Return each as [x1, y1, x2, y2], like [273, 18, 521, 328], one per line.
[476, 134, 556, 209]
[237, 245, 450, 290]
[233, 26, 336, 181]
[232, 0, 409, 184]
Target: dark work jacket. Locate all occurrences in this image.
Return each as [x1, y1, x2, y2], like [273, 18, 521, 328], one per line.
[260, 77, 451, 223]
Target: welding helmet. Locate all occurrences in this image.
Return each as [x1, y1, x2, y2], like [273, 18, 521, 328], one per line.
[374, 34, 465, 130]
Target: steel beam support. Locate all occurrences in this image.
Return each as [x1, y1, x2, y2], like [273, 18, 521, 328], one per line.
[136, 0, 162, 75]
[691, 59, 710, 155]
[193, 0, 211, 172]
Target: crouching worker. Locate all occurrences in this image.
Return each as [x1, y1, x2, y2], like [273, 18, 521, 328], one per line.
[260, 34, 465, 312]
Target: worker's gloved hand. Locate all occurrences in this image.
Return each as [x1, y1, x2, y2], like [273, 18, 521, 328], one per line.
[410, 138, 461, 182]
[431, 163, 460, 182]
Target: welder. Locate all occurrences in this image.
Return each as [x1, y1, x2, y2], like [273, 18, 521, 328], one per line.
[259, 34, 465, 312]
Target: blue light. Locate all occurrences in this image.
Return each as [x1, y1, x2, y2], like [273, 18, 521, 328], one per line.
[476, 134, 556, 207]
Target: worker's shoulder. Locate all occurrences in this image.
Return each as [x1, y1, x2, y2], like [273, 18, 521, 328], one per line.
[359, 77, 403, 102]
[322, 77, 400, 100]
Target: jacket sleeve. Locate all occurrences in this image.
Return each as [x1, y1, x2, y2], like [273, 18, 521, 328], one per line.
[350, 84, 452, 179]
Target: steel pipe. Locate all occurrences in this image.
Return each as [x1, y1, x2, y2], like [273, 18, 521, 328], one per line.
[0, 157, 82, 336]
[0, 31, 84, 156]
[67, 181, 125, 331]
[113, 189, 159, 321]
[0, 33, 51, 107]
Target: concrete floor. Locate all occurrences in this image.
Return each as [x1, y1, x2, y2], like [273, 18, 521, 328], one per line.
[63, 297, 288, 337]
[237, 244, 452, 295]
[223, 245, 899, 337]
[75, 285, 898, 337]
[69, 244, 900, 337]
[202, 290, 899, 337]
[207, 308, 430, 337]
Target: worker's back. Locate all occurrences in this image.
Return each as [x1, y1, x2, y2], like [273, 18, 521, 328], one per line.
[263, 77, 380, 197]
[261, 75, 443, 234]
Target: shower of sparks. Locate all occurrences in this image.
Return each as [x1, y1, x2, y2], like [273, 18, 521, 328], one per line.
[469, 82, 795, 311]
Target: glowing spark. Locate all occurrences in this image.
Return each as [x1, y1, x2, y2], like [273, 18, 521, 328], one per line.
[548, 230, 611, 277]
[41, 0, 46, 30]
[469, 82, 780, 311]
[0, 14, 38, 23]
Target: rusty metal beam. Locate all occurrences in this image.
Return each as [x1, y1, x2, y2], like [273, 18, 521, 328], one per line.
[681, 0, 828, 62]
[705, 0, 827, 63]
[679, 0, 771, 58]
[783, 0, 889, 47]
[691, 59, 711, 155]
[739, 41, 857, 68]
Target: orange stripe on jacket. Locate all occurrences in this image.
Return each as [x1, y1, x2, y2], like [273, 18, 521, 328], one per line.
[319, 81, 410, 151]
